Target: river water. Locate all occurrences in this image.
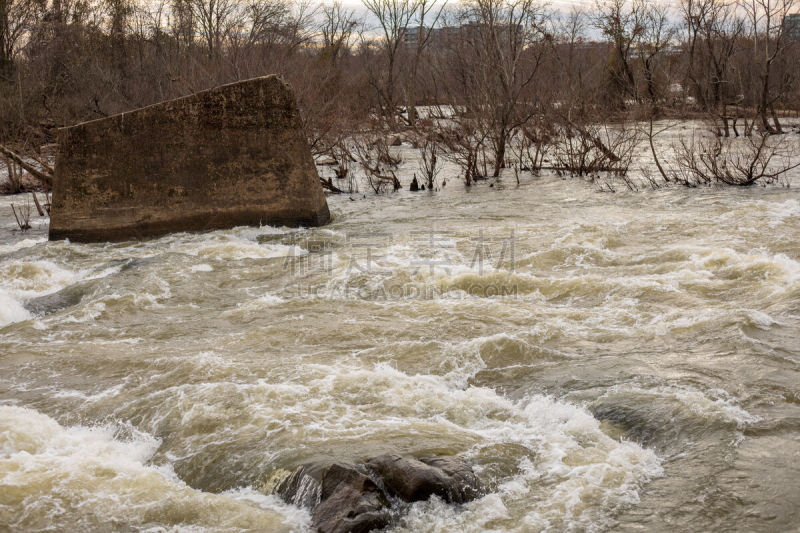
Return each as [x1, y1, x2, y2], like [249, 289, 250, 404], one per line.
[1, 169, 799, 532]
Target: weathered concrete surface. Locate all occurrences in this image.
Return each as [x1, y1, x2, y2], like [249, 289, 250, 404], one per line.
[49, 75, 330, 242]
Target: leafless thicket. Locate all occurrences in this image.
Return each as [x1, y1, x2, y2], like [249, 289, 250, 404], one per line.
[1, 0, 799, 194]
[352, 130, 403, 194]
[660, 132, 800, 187]
[10, 197, 31, 229]
[418, 138, 441, 189]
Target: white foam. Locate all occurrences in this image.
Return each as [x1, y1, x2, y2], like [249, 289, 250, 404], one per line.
[744, 309, 779, 329]
[598, 383, 760, 427]
[282, 363, 663, 532]
[222, 487, 312, 529]
[0, 405, 304, 531]
[254, 294, 286, 306]
[0, 259, 79, 299]
[0, 257, 131, 327]
[766, 199, 800, 227]
[0, 258, 125, 326]
[0, 237, 46, 255]
[0, 287, 32, 328]
[172, 233, 306, 261]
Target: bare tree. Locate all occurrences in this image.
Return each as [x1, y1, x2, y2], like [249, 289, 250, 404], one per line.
[418, 137, 441, 188]
[740, 0, 799, 134]
[404, 0, 446, 125]
[321, 0, 357, 65]
[594, 0, 644, 107]
[440, 118, 488, 186]
[10, 198, 31, 229]
[455, 0, 550, 177]
[682, 0, 744, 137]
[553, 121, 639, 177]
[361, 0, 420, 119]
[353, 129, 403, 193]
[187, 0, 237, 59]
[636, 1, 675, 112]
[0, 0, 41, 77]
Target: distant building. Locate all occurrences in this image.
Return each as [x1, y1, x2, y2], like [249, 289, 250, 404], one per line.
[784, 14, 800, 40]
[402, 23, 521, 50]
[402, 26, 423, 49]
[402, 25, 463, 49]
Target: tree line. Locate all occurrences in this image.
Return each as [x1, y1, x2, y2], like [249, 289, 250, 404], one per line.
[1, 0, 799, 192]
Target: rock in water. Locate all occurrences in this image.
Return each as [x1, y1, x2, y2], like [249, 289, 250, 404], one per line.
[313, 464, 391, 533]
[272, 455, 480, 532]
[49, 75, 330, 243]
[366, 454, 483, 504]
[274, 463, 390, 533]
[274, 465, 323, 509]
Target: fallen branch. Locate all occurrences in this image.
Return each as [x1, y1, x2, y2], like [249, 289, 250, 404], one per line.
[32, 191, 45, 216]
[0, 144, 54, 187]
[559, 115, 622, 163]
[532, 165, 631, 173]
[320, 177, 344, 194]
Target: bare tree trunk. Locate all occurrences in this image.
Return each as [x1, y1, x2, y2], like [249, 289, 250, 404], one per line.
[721, 104, 730, 138]
[493, 133, 506, 177]
[759, 80, 774, 134]
[770, 104, 783, 133]
[0, 0, 11, 77]
[31, 191, 44, 216]
[648, 116, 669, 183]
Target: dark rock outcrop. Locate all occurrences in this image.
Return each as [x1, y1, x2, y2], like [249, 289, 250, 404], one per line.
[313, 464, 391, 533]
[275, 463, 390, 533]
[366, 455, 483, 504]
[49, 75, 330, 243]
[274, 463, 324, 509]
[272, 455, 482, 532]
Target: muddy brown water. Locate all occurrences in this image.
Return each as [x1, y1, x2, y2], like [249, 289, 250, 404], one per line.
[1, 171, 799, 531]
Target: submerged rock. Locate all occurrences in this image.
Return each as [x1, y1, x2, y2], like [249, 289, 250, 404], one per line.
[24, 281, 92, 315]
[272, 455, 481, 532]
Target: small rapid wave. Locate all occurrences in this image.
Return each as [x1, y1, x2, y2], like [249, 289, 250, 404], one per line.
[0, 405, 308, 532]
[0, 288, 32, 328]
[588, 381, 760, 450]
[766, 199, 800, 228]
[0, 237, 46, 255]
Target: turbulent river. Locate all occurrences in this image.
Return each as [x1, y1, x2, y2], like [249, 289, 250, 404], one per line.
[1, 171, 799, 531]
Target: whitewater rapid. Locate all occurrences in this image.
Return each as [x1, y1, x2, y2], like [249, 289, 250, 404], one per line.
[1, 175, 799, 531]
